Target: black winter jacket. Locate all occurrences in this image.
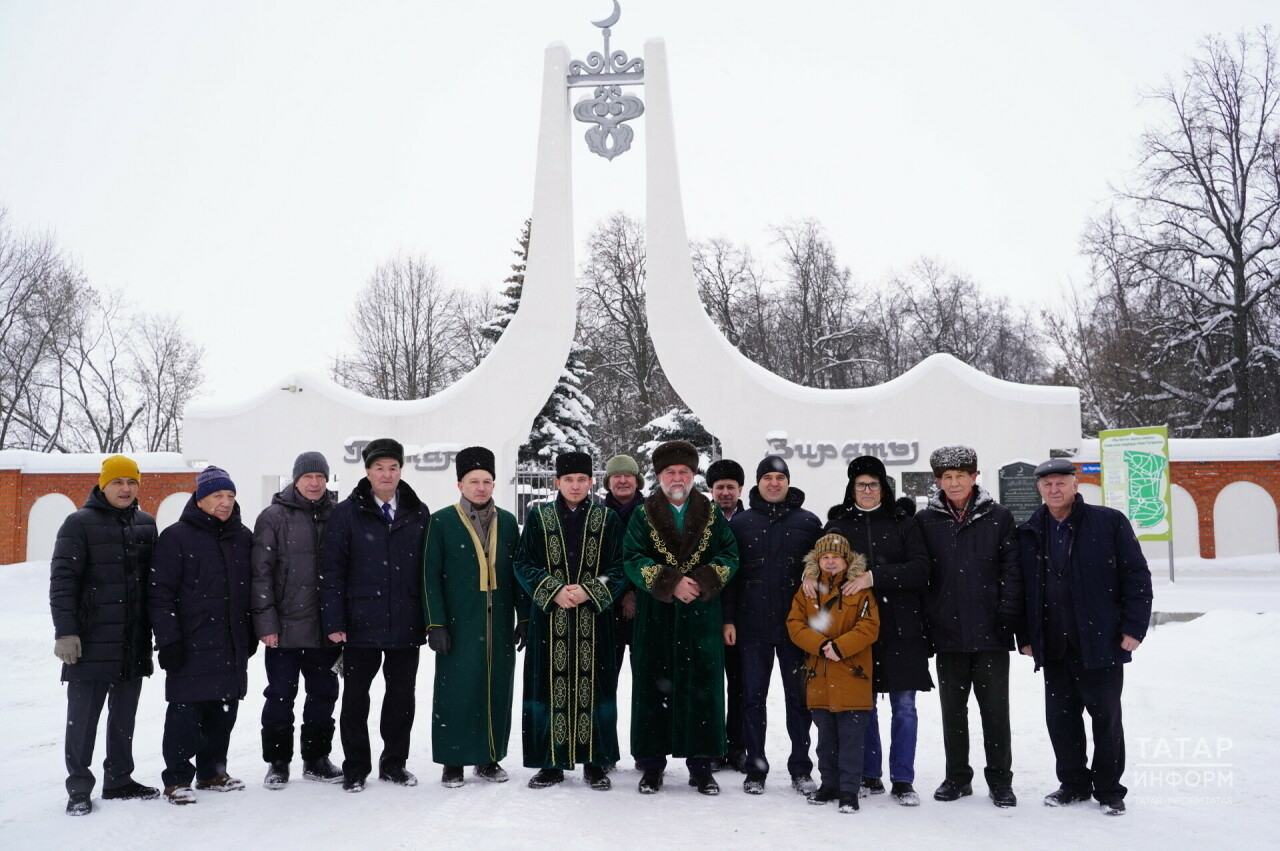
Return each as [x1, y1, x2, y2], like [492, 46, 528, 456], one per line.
[319, 478, 429, 649]
[824, 488, 933, 692]
[916, 486, 1022, 654]
[49, 488, 156, 683]
[149, 497, 255, 703]
[1018, 495, 1153, 671]
[724, 486, 822, 644]
[250, 484, 335, 648]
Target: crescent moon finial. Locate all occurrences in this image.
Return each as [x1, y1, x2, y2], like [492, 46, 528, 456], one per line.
[592, 0, 621, 28]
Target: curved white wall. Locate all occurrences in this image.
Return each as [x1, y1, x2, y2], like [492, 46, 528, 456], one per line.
[27, 493, 78, 562]
[1214, 481, 1279, 558]
[156, 493, 191, 531]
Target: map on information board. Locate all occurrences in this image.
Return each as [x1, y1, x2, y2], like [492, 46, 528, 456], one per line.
[1098, 426, 1172, 541]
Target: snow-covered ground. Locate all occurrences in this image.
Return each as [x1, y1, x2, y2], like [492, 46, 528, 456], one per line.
[2, 555, 1276, 848]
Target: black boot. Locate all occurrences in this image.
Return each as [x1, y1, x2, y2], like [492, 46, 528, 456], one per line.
[261, 727, 293, 789]
[301, 721, 343, 783]
[264, 761, 290, 790]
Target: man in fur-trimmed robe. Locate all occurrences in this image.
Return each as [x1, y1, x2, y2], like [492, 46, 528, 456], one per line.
[623, 440, 740, 796]
[423, 447, 528, 788]
[513, 452, 627, 791]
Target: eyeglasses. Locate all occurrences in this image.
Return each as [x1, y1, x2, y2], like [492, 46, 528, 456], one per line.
[854, 482, 881, 492]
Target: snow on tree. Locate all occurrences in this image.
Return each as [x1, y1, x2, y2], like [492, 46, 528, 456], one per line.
[1070, 27, 1280, 437]
[483, 219, 598, 464]
[635, 407, 717, 488]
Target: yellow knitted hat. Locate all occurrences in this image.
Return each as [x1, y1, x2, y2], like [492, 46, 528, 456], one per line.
[99, 455, 141, 489]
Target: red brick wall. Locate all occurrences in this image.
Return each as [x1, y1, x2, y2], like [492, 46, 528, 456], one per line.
[3, 472, 194, 565]
[1077, 461, 1280, 558]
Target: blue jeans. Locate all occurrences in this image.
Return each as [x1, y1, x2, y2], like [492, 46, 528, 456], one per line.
[862, 690, 918, 783]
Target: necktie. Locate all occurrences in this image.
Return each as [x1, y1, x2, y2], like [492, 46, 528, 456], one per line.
[382, 503, 394, 523]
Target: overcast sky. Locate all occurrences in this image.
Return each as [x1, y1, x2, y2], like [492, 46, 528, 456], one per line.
[1, 1, 1274, 399]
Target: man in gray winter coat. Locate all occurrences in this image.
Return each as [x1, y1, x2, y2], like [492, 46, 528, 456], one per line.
[251, 451, 344, 788]
[50, 455, 160, 815]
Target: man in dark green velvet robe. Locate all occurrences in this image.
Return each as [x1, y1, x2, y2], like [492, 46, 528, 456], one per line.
[514, 452, 627, 790]
[423, 447, 529, 788]
[623, 441, 739, 796]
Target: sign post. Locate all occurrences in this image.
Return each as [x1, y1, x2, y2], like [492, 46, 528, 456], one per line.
[1098, 426, 1174, 581]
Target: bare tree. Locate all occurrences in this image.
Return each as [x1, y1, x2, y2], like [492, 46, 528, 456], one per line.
[0, 212, 90, 450]
[1082, 27, 1280, 436]
[57, 290, 145, 453]
[131, 312, 205, 451]
[331, 254, 461, 400]
[771, 219, 859, 387]
[577, 212, 678, 458]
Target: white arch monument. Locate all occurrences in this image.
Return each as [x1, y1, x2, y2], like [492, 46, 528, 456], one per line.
[183, 45, 581, 519]
[641, 39, 1082, 503]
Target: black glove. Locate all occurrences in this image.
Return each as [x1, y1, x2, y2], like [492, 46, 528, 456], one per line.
[514, 621, 529, 652]
[427, 627, 451, 655]
[158, 643, 185, 672]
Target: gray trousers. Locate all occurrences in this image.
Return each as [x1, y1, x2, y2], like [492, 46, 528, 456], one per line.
[812, 708, 870, 794]
[65, 679, 143, 796]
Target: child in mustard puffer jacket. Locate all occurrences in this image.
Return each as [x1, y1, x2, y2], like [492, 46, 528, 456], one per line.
[787, 533, 879, 813]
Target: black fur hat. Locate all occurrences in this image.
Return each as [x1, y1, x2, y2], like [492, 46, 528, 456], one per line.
[555, 452, 593, 478]
[455, 446, 495, 481]
[706, 459, 745, 487]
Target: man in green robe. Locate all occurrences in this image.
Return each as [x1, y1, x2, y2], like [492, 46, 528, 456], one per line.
[423, 446, 529, 787]
[623, 440, 739, 796]
[514, 451, 627, 791]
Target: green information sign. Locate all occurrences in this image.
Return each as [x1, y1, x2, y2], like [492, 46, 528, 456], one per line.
[1098, 425, 1172, 542]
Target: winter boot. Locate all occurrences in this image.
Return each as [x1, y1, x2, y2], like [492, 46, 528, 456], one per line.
[638, 770, 664, 794]
[838, 792, 860, 813]
[102, 781, 160, 801]
[300, 722, 342, 783]
[264, 761, 290, 790]
[583, 764, 611, 791]
[891, 781, 921, 806]
[528, 768, 564, 789]
[65, 793, 91, 816]
[807, 785, 840, 805]
[860, 776, 885, 797]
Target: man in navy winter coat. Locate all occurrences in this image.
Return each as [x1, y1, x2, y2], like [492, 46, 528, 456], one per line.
[722, 456, 822, 795]
[321, 438, 430, 792]
[1018, 458, 1153, 817]
[916, 446, 1022, 808]
[150, 466, 255, 805]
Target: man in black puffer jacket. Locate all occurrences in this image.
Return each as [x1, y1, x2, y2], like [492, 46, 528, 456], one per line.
[150, 466, 256, 805]
[723, 457, 822, 796]
[802, 455, 932, 807]
[320, 438, 430, 793]
[50, 455, 159, 815]
[251, 451, 342, 788]
[915, 446, 1021, 809]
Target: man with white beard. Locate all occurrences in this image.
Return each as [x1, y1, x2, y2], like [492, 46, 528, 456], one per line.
[623, 441, 739, 795]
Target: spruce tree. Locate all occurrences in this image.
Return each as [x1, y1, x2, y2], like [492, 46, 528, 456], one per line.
[484, 219, 598, 464]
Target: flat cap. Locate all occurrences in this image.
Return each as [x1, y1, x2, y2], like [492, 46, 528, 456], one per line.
[1034, 458, 1077, 478]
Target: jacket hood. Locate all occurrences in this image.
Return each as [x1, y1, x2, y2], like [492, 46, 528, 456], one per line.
[84, 485, 139, 518]
[926, 484, 997, 520]
[829, 469, 917, 523]
[179, 493, 245, 534]
[802, 548, 868, 586]
[273, 482, 335, 511]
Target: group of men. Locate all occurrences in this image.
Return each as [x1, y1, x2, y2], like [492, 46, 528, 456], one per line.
[50, 438, 1151, 819]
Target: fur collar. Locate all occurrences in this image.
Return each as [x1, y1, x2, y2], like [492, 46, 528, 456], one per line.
[644, 488, 714, 564]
